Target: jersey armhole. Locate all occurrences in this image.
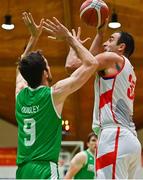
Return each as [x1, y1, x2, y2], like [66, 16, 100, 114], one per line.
[116, 55, 126, 76]
[50, 87, 61, 119]
[100, 55, 125, 79]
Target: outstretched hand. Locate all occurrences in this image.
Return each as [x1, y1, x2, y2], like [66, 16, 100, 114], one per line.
[43, 17, 72, 40]
[22, 12, 44, 38]
[72, 27, 91, 44]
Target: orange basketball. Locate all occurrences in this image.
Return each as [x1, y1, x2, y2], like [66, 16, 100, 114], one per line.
[80, 0, 109, 27]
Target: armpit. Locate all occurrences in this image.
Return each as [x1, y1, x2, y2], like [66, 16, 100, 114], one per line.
[15, 73, 27, 95]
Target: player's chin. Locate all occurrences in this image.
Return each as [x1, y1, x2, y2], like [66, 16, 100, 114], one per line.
[93, 145, 96, 149]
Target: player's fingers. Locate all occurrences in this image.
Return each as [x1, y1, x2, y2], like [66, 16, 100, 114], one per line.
[72, 29, 76, 37]
[77, 27, 81, 38]
[22, 12, 29, 24]
[43, 26, 54, 34]
[22, 17, 28, 26]
[43, 21, 57, 32]
[52, 17, 67, 31]
[82, 37, 91, 44]
[104, 18, 109, 28]
[24, 12, 32, 24]
[46, 19, 58, 29]
[39, 18, 44, 27]
[52, 17, 61, 26]
[28, 13, 35, 25]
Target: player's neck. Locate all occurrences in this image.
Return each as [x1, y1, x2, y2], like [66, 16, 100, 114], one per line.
[41, 78, 49, 87]
[87, 148, 95, 156]
[42, 81, 49, 87]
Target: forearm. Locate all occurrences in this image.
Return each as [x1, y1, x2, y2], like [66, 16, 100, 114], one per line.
[16, 35, 39, 95]
[66, 33, 95, 66]
[21, 36, 39, 58]
[17, 35, 39, 74]
[89, 31, 104, 56]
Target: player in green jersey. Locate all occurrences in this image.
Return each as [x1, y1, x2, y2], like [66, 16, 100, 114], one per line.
[16, 12, 99, 179]
[64, 132, 97, 179]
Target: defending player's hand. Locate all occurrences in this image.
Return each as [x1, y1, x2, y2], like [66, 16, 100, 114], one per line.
[72, 27, 91, 44]
[22, 12, 44, 38]
[43, 17, 72, 40]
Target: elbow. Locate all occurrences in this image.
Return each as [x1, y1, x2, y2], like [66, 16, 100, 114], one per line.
[93, 57, 99, 64]
[87, 57, 99, 71]
[65, 66, 75, 74]
[93, 57, 99, 71]
[65, 63, 81, 74]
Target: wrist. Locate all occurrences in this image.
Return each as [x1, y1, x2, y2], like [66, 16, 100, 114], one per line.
[65, 31, 72, 40]
[66, 32, 75, 45]
[97, 28, 104, 35]
[31, 35, 39, 40]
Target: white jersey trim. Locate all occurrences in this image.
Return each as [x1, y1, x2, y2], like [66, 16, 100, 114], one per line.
[50, 161, 58, 179]
[27, 85, 45, 91]
[16, 85, 45, 99]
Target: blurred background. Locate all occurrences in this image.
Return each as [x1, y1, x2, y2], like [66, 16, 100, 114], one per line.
[0, 0, 143, 177]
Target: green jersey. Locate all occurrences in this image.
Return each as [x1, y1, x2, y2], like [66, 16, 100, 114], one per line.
[16, 86, 62, 165]
[74, 149, 95, 179]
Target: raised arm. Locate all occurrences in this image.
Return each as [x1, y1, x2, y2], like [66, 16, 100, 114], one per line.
[43, 18, 123, 115]
[43, 18, 96, 68]
[65, 21, 108, 74]
[16, 12, 44, 95]
[65, 27, 90, 74]
[89, 19, 108, 56]
[43, 17, 98, 114]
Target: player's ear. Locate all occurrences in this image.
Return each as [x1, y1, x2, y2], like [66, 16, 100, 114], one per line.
[118, 43, 126, 52]
[86, 142, 89, 148]
[43, 69, 48, 77]
[46, 67, 52, 83]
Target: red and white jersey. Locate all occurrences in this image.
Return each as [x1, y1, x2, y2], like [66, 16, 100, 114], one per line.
[92, 56, 137, 135]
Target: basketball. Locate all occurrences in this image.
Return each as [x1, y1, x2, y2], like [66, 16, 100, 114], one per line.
[80, 0, 109, 27]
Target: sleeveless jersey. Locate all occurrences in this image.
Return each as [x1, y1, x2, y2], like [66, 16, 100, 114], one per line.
[92, 56, 137, 135]
[74, 149, 95, 179]
[16, 86, 62, 165]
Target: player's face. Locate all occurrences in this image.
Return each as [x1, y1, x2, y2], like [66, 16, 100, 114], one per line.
[103, 32, 121, 53]
[87, 136, 97, 153]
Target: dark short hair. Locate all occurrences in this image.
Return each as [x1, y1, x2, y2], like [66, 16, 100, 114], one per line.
[87, 132, 97, 142]
[18, 51, 47, 88]
[117, 31, 135, 58]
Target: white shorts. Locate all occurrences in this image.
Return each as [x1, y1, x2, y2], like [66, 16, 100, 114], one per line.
[95, 127, 142, 179]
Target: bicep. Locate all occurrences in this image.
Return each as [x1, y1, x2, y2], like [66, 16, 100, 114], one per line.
[15, 71, 27, 96]
[95, 52, 124, 71]
[64, 153, 86, 178]
[65, 161, 83, 178]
